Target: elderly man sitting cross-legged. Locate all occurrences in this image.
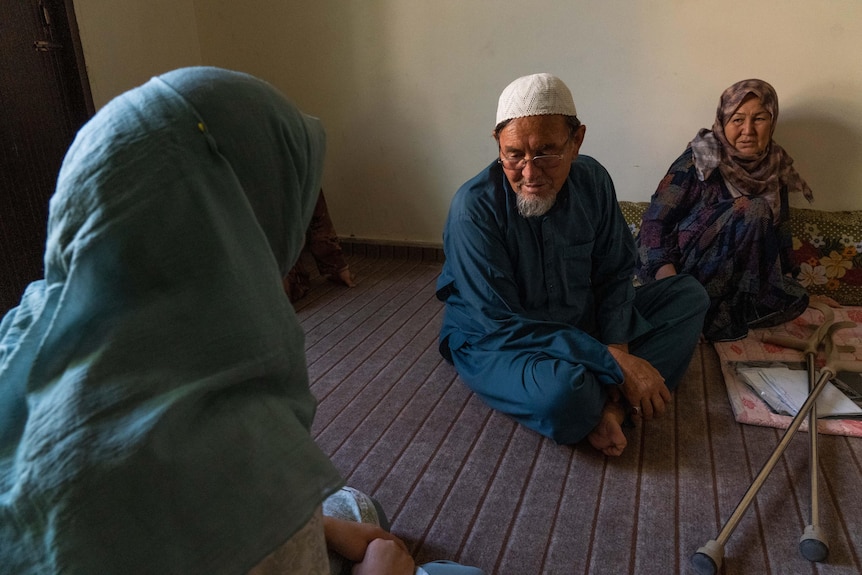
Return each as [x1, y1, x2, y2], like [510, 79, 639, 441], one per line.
[436, 73, 709, 456]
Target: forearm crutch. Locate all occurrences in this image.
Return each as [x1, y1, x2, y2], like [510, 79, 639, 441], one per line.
[691, 312, 862, 575]
[761, 302, 836, 562]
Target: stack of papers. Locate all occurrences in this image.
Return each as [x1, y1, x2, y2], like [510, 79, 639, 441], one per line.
[735, 362, 862, 419]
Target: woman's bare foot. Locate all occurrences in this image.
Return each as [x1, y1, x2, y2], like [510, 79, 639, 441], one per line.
[587, 401, 628, 457]
[335, 267, 356, 287]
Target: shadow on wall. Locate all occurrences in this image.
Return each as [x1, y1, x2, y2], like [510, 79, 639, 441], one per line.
[776, 101, 862, 212]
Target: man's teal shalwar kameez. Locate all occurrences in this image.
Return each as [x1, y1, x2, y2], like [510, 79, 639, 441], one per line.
[436, 157, 709, 444]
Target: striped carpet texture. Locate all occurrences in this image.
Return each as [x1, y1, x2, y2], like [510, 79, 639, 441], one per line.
[295, 249, 862, 575]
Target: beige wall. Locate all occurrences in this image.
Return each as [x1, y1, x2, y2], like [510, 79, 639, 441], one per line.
[76, 1, 862, 245]
[73, 0, 202, 108]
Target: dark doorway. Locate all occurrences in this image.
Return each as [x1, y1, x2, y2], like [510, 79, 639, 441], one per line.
[0, 0, 93, 314]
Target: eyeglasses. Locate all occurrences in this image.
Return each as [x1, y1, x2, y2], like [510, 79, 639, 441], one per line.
[498, 137, 571, 171]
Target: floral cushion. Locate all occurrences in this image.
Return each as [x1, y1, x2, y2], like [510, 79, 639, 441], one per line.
[618, 201, 862, 306]
[790, 207, 862, 305]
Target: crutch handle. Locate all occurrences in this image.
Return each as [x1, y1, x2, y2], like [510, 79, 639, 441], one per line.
[762, 301, 836, 355]
[762, 334, 813, 353]
[823, 321, 862, 375]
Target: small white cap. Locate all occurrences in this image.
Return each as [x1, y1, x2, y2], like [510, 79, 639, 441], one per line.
[496, 73, 577, 126]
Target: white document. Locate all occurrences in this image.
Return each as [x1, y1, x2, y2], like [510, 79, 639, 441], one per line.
[736, 364, 862, 419]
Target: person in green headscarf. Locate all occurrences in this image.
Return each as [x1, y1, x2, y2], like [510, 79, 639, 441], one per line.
[0, 66, 485, 575]
[0, 66, 343, 574]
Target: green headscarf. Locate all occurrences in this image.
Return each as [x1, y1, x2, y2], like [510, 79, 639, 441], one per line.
[0, 67, 341, 574]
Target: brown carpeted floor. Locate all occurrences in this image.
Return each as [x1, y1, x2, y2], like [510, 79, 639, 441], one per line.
[295, 249, 862, 575]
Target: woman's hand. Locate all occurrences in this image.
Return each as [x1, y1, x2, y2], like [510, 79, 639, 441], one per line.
[323, 517, 408, 563]
[654, 263, 677, 280]
[352, 538, 415, 575]
[607, 344, 671, 420]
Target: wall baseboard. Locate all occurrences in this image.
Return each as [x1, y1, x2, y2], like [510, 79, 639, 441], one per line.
[339, 238, 445, 263]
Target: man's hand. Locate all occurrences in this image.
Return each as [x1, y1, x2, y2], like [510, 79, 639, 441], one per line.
[323, 517, 408, 563]
[607, 344, 671, 420]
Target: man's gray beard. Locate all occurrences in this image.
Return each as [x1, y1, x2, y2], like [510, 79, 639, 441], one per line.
[516, 192, 556, 218]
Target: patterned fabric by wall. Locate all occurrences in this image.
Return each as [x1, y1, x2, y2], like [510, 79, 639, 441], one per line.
[618, 201, 862, 306]
[618, 201, 650, 240]
[789, 207, 862, 305]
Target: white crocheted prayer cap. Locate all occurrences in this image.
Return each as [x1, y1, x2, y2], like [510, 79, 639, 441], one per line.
[495, 73, 577, 125]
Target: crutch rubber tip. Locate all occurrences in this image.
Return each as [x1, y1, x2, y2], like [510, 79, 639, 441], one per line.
[691, 540, 723, 575]
[799, 525, 829, 563]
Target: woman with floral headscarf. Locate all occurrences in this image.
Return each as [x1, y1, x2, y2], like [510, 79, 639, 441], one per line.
[637, 79, 814, 341]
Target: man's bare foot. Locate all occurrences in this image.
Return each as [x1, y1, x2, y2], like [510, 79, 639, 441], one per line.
[587, 401, 627, 457]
